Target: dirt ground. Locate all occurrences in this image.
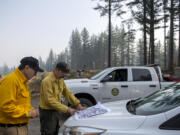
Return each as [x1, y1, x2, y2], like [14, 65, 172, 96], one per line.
[29, 96, 68, 135]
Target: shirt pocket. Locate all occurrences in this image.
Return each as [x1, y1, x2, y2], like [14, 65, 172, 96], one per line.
[18, 90, 29, 106]
[55, 86, 63, 100]
[18, 87, 29, 99]
[53, 85, 59, 94]
[21, 90, 29, 98]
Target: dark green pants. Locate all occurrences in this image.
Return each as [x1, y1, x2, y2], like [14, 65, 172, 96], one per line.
[39, 108, 60, 135]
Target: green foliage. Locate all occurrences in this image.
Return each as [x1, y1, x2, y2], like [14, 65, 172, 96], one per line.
[92, 0, 126, 17]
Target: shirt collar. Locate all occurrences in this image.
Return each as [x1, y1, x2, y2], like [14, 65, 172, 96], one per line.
[49, 72, 64, 82]
[14, 68, 28, 83]
[49, 72, 57, 82]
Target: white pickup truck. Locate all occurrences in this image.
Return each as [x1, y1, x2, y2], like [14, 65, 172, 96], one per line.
[65, 65, 174, 107]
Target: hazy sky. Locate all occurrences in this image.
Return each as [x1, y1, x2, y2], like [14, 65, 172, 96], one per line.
[0, 0, 108, 67]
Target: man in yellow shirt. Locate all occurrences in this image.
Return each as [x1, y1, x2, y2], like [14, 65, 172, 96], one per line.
[0, 56, 44, 135]
[39, 62, 85, 135]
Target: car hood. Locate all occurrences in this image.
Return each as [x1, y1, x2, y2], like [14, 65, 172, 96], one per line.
[64, 100, 146, 130]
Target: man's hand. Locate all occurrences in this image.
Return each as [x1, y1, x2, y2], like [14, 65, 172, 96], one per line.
[77, 104, 86, 110]
[67, 107, 77, 115]
[29, 109, 39, 118]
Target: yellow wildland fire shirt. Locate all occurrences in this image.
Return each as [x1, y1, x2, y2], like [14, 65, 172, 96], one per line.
[40, 72, 80, 113]
[0, 68, 33, 124]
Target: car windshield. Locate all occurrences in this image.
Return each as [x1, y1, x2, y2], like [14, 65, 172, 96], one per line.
[90, 68, 110, 80]
[131, 82, 180, 115]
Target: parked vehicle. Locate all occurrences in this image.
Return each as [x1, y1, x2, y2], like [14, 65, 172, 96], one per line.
[62, 82, 180, 135]
[64, 65, 174, 107]
[163, 74, 180, 82]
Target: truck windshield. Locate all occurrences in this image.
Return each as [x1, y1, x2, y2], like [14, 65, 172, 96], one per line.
[133, 82, 180, 115]
[90, 68, 110, 80]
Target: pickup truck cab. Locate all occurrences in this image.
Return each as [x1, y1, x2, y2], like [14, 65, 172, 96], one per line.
[65, 66, 174, 107]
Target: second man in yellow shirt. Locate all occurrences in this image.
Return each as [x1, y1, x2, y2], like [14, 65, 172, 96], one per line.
[39, 62, 85, 135]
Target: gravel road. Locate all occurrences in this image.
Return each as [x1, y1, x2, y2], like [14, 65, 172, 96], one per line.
[29, 96, 68, 135]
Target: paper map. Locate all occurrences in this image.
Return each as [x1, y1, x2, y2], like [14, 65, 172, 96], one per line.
[74, 102, 111, 120]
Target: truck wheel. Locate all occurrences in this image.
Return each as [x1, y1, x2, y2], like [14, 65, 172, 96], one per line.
[79, 98, 94, 107]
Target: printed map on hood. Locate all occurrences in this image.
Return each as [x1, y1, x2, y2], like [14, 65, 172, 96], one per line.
[74, 102, 111, 120]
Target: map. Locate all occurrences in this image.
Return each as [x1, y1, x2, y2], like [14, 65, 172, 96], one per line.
[74, 102, 111, 120]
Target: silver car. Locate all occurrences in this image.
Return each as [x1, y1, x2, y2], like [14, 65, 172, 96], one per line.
[61, 82, 180, 135]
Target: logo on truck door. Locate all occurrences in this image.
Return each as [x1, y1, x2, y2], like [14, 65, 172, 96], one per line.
[111, 88, 119, 96]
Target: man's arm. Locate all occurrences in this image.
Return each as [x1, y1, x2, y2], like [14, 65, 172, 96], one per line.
[62, 81, 80, 106]
[62, 81, 86, 111]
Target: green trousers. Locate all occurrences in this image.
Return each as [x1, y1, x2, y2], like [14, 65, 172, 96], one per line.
[0, 125, 28, 135]
[39, 108, 60, 135]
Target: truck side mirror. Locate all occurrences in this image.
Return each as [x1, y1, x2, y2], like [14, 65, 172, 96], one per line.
[101, 75, 112, 83]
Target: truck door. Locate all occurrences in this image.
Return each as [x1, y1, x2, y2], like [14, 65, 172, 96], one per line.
[128, 68, 160, 99]
[100, 69, 131, 103]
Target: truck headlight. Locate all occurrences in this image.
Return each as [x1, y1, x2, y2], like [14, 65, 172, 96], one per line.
[63, 126, 106, 135]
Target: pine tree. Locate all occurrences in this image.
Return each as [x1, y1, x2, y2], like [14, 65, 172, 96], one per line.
[81, 28, 91, 69]
[2, 64, 9, 75]
[38, 56, 45, 71]
[90, 35, 99, 69]
[128, 0, 163, 64]
[69, 29, 82, 69]
[46, 49, 55, 71]
[136, 39, 144, 65]
[124, 20, 135, 65]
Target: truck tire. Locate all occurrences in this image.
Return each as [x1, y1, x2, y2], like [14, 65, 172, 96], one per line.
[79, 98, 94, 107]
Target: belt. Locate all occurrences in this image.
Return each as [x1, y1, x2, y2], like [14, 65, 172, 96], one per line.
[39, 107, 56, 112]
[0, 123, 27, 128]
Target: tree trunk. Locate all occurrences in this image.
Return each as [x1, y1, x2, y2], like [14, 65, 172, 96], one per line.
[163, 0, 167, 69]
[178, 0, 180, 66]
[143, 0, 147, 65]
[150, 0, 155, 64]
[108, 0, 112, 67]
[127, 39, 130, 66]
[168, 0, 174, 72]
